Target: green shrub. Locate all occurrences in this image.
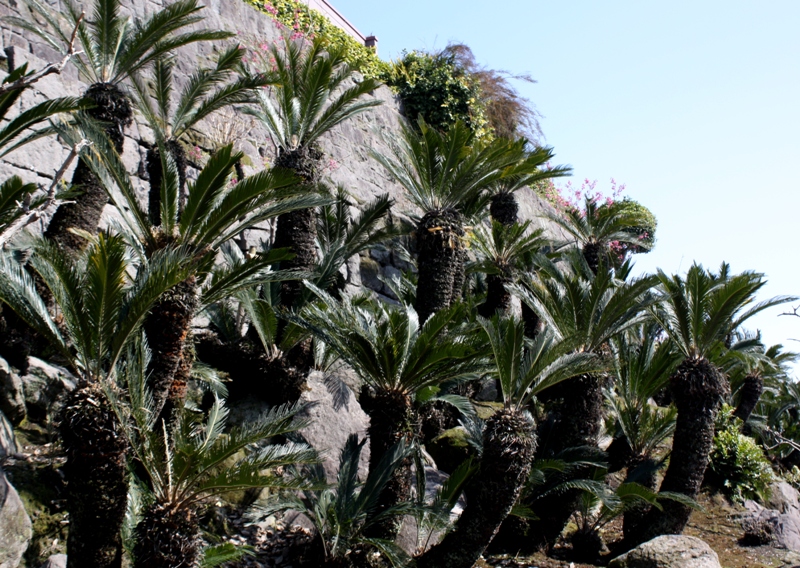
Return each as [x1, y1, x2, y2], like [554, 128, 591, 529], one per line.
[384, 50, 491, 139]
[708, 406, 774, 502]
[243, 0, 390, 79]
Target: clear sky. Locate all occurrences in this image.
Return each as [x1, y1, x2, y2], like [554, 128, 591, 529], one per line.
[328, 0, 800, 373]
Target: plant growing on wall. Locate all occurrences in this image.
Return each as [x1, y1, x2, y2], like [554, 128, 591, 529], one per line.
[244, 0, 390, 79]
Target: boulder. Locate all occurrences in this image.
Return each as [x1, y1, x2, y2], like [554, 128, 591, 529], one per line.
[608, 535, 721, 568]
[0, 466, 32, 568]
[0, 411, 17, 459]
[397, 466, 466, 555]
[768, 481, 800, 514]
[39, 555, 67, 568]
[742, 498, 800, 551]
[298, 371, 370, 482]
[0, 357, 25, 425]
[21, 357, 76, 424]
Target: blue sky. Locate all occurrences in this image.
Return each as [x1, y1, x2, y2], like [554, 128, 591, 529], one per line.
[330, 0, 800, 371]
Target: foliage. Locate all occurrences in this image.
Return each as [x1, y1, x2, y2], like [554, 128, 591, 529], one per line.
[253, 434, 414, 566]
[708, 406, 774, 502]
[10, 0, 230, 86]
[437, 43, 543, 141]
[384, 49, 490, 139]
[245, 0, 390, 79]
[244, 35, 382, 155]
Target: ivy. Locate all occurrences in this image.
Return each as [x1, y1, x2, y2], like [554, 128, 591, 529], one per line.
[242, 0, 390, 80]
[383, 50, 491, 139]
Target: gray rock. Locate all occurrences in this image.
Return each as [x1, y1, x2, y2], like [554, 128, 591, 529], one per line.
[359, 255, 383, 293]
[0, 357, 25, 425]
[39, 554, 67, 568]
[0, 411, 17, 459]
[21, 357, 76, 424]
[298, 371, 370, 482]
[769, 481, 800, 514]
[608, 535, 721, 568]
[397, 466, 467, 556]
[0, 466, 32, 568]
[742, 498, 800, 551]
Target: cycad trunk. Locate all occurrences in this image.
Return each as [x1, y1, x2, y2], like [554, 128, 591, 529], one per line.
[629, 357, 728, 546]
[490, 192, 518, 226]
[521, 301, 542, 339]
[60, 381, 128, 568]
[417, 409, 536, 568]
[526, 372, 606, 548]
[146, 140, 188, 226]
[582, 241, 602, 275]
[133, 502, 200, 568]
[360, 387, 415, 541]
[478, 273, 511, 318]
[273, 146, 322, 312]
[415, 209, 465, 324]
[45, 83, 132, 256]
[621, 455, 659, 542]
[143, 276, 198, 422]
[733, 373, 764, 425]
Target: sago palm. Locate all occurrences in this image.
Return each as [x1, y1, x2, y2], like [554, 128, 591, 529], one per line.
[254, 435, 414, 568]
[131, 46, 268, 225]
[292, 283, 484, 540]
[374, 118, 543, 323]
[629, 263, 796, 545]
[90, 139, 319, 419]
[545, 194, 654, 274]
[417, 316, 600, 568]
[0, 233, 196, 568]
[508, 252, 659, 546]
[11, 0, 230, 255]
[486, 144, 570, 226]
[243, 36, 382, 311]
[469, 220, 547, 318]
[606, 325, 681, 540]
[117, 347, 317, 568]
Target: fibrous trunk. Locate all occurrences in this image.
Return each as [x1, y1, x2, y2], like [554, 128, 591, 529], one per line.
[417, 409, 536, 568]
[526, 372, 606, 548]
[521, 301, 543, 339]
[133, 502, 200, 568]
[621, 455, 659, 542]
[146, 140, 188, 226]
[360, 387, 415, 541]
[143, 276, 198, 422]
[490, 192, 519, 226]
[45, 83, 132, 257]
[415, 209, 465, 324]
[60, 381, 128, 568]
[195, 331, 308, 405]
[733, 373, 764, 425]
[582, 241, 602, 275]
[478, 273, 511, 318]
[273, 146, 322, 312]
[629, 357, 728, 546]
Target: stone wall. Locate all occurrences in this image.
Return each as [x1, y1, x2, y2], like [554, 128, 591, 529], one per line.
[0, 0, 567, 296]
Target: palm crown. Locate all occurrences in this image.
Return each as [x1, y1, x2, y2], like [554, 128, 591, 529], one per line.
[245, 36, 382, 157]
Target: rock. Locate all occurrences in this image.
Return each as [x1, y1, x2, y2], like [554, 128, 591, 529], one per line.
[39, 555, 67, 568]
[298, 371, 370, 482]
[608, 535, 721, 568]
[21, 357, 76, 424]
[426, 427, 473, 475]
[769, 481, 800, 514]
[397, 466, 466, 555]
[0, 411, 17, 459]
[0, 357, 26, 425]
[359, 255, 383, 293]
[742, 498, 800, 551]
[0, 466, 32, 568]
